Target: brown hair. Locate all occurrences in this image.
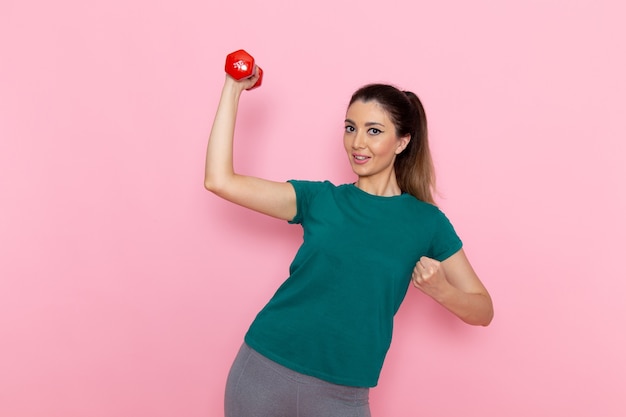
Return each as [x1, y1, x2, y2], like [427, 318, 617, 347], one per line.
[348, 84, 436, 204]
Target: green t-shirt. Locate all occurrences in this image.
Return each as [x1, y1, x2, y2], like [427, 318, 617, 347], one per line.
[244, 180, 462, 387]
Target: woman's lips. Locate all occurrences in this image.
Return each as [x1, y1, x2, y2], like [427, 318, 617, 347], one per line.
[352, 154, 370, 165]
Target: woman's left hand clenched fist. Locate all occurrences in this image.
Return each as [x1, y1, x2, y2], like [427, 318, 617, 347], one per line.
[411, 256, 450, 298]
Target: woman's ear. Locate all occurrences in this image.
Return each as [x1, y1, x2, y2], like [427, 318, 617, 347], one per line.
[395, 135, 411, 154]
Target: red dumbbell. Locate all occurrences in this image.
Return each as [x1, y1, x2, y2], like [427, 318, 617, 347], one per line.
[224, 49, 263, 90]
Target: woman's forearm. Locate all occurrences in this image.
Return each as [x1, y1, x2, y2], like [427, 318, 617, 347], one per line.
[204, 79, 243, 192]
[413, 253, 494, 326]
[434, 285, 494, 326]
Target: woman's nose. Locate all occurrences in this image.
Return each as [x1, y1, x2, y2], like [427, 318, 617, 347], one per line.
[352, 131, 366, 149]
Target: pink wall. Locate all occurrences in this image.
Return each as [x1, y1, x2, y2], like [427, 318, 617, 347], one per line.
[1, 1, 625, 416]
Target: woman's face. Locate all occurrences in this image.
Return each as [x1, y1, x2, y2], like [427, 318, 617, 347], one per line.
[343, 100, 409, 180]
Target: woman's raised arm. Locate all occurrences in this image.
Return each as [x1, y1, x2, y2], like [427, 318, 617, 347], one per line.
[204, 72, 297, 221]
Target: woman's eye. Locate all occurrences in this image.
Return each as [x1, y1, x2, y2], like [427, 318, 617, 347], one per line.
[368, 128, 381, 135]
[345, 126, 355, 133]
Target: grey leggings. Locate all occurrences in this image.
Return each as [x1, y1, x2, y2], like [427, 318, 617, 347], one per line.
[225, 343, 371, 417]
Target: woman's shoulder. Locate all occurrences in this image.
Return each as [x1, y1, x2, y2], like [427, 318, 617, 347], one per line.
[287, 179, 337, 193]
[401, 194, 456, 222]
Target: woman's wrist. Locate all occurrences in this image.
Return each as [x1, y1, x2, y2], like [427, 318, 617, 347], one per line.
[223, 76, 246, 96]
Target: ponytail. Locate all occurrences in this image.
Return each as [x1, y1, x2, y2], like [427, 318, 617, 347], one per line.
[395, 91, 435, 204]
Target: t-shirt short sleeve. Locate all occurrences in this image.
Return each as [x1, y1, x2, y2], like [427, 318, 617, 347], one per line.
[287, 180, 329, 225]
[428, 208, 463, 261]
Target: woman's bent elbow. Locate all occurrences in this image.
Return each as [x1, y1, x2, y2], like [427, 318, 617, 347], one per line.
[462, 300, 494, 327]
[204, 177, 224, 194]
[477, 304, 494, 327]
[481, 309, 494, 326]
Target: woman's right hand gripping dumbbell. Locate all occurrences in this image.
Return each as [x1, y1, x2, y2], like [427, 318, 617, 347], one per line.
[224, 49, 263, 91]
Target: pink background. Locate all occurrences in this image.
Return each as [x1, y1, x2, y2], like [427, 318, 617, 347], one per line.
[1, 1, 625, 416]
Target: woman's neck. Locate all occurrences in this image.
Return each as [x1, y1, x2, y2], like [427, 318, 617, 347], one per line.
[355, 174, 402, 197]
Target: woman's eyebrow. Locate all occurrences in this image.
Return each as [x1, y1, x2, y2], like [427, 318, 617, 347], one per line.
[344, 119, 385, 127]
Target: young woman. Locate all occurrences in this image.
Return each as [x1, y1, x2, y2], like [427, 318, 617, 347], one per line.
[205, 66, 493, 417]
